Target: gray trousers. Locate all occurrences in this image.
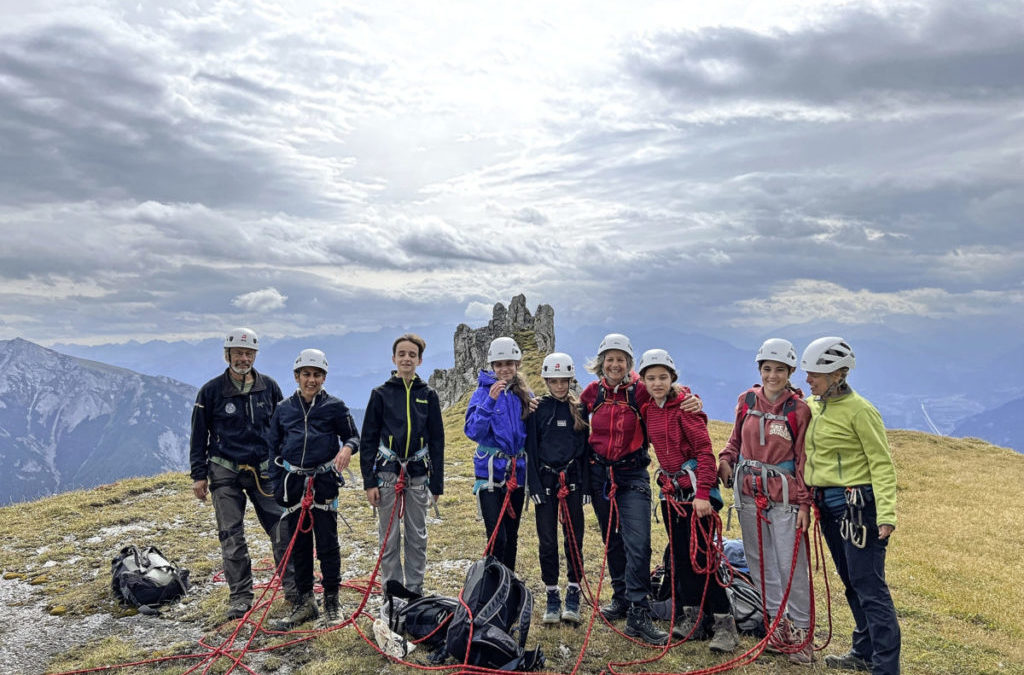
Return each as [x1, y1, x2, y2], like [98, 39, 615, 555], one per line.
[376, 472, 431, 595]
[208, 462, 298, 605]
[738, 504, 811, 629]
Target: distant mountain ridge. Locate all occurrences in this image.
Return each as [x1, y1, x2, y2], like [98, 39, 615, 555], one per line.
[0, 338, 196, 503]
[43, 312, 1024, 455]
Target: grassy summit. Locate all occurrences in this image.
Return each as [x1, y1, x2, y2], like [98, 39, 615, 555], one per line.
[2, 334, 1023, 674]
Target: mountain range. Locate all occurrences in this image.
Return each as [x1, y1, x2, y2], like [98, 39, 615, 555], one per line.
[51, 316, 1024, 454]
[0, 338, 196, 503]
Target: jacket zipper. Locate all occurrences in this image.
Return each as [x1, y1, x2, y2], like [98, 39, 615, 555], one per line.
[404, 378, 413, 458]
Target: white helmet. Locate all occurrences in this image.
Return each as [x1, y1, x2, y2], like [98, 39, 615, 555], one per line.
[597, 333, 633, 359]
[294, 348, 329, 373]
[801, 337, 855, 373]
[541, 352, 575, 379]
[756, 338, 798, 368]
[224, 327, 259, 351]
[638, 348, 677, 380]
[487, 337, 522, 363]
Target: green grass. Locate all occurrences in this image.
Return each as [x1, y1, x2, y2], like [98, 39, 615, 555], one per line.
[3, 355, 1024, 674]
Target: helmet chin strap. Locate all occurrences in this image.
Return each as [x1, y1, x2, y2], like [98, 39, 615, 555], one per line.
[822, 374, 848, 399]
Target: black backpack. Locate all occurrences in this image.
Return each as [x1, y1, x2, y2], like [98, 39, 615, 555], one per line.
[391, 595, 461, 649]
[111, 545, 190, 614]
[443, 556, 545, 671]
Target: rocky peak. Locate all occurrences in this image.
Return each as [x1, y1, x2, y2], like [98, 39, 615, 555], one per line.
[429, 294, 555, 409]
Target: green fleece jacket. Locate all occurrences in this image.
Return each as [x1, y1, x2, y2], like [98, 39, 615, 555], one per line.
[804, 390, 897, 527]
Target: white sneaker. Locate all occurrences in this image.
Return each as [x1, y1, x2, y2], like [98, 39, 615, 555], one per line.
[373, 618, 414, 659]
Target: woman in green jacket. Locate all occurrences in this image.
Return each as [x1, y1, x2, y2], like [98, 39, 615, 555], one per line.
[801, 337, 900, 675]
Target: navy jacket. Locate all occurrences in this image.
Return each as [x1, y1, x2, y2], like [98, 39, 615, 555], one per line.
[267, 390, 360, 484]
[189, 368, 283, 481]
[526, 395, 590, 501]
[360, 374, 446, 495]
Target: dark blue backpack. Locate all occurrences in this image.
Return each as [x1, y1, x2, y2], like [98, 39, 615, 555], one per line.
[443, 556, 545, 671]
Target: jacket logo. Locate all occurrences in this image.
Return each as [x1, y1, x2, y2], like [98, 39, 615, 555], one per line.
[769, 422, 792, 441]
[225, 402, 237, 414]
[557, 419, 568, 427]
[416, 398, 428, 404]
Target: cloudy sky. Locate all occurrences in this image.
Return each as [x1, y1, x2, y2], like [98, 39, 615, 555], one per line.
[0, 0, 1021, 348]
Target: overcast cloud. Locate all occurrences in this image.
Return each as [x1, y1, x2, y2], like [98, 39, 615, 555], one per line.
[0, 0, 1020, 348]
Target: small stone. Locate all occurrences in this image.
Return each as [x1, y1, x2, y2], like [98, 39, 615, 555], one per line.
[29, 574, 49, 585]
[49, 606, 68, 616]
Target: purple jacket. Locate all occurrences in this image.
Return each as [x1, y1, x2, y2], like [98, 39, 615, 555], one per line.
[464, 370, 528, 489]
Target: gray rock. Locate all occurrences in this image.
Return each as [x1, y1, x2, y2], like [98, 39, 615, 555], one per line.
[429, 295, 555, 410]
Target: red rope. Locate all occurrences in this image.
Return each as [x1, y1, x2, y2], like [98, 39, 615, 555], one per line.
[49, 465, 836, 675]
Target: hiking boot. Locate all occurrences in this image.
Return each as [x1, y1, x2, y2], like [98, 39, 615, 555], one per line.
[561, 586, 582, 624]
[600, 597, 629, 621]
[625, 604, 669, 645]
[274, 594, 319, 630]
[671, 606, 701, 640]
[543, 589, 561, 624]
[225, 602, 251, 621]
[765, 617, 791, 654]
[824, 650, 872, 671]
[787, 626, 814, 666]
[708, 613, 740, 653]
[323, 593, 341, 623]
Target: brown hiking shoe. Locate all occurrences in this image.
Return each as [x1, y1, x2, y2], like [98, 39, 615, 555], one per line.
[708, 613, 740, 653]
[787, 626, 814, 665]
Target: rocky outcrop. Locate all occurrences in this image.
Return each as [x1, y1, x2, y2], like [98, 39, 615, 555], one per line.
[429, 294, 555, 409]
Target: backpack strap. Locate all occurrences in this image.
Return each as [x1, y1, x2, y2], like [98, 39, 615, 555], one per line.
[510, 578, 533, 648]
[592, 382, 641, 419]
[739, 390, 796, 446]
[469, 558, 512, 626]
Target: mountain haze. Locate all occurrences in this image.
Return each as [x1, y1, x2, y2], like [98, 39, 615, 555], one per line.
[0, 339, 195, 503]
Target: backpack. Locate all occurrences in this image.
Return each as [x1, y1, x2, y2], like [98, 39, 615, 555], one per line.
[111, 545, 190, 613]
[738, 389, 800, 443]
[649, 546, 766, 638]
[391, 595, 461, 649]
[718, 562, 766, 638]
[443, 556, 545, 671]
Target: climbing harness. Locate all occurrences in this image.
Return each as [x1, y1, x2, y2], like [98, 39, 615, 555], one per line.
[277, 458, 353, 532]
[376, 444, 440, 518]
[209, 455, 276, 497]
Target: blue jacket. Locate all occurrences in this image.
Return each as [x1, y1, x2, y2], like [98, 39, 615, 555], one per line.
[526, 395, 590, 501]
[189, 368, 283, 481]
[464, 370, 528, 489]
[267, 389, 360, 484]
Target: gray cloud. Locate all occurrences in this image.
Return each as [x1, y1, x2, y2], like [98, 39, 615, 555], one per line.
[0, 0, 1021, 349]
[627, 2, 1024, 106]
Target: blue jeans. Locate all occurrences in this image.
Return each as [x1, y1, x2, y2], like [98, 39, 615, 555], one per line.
[589, 465, 653, 606]
[817, 491, 901, 675]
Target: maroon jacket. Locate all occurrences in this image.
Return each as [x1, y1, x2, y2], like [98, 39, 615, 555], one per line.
[718, 386, 812, 506]
[641, 394, 714, 500]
